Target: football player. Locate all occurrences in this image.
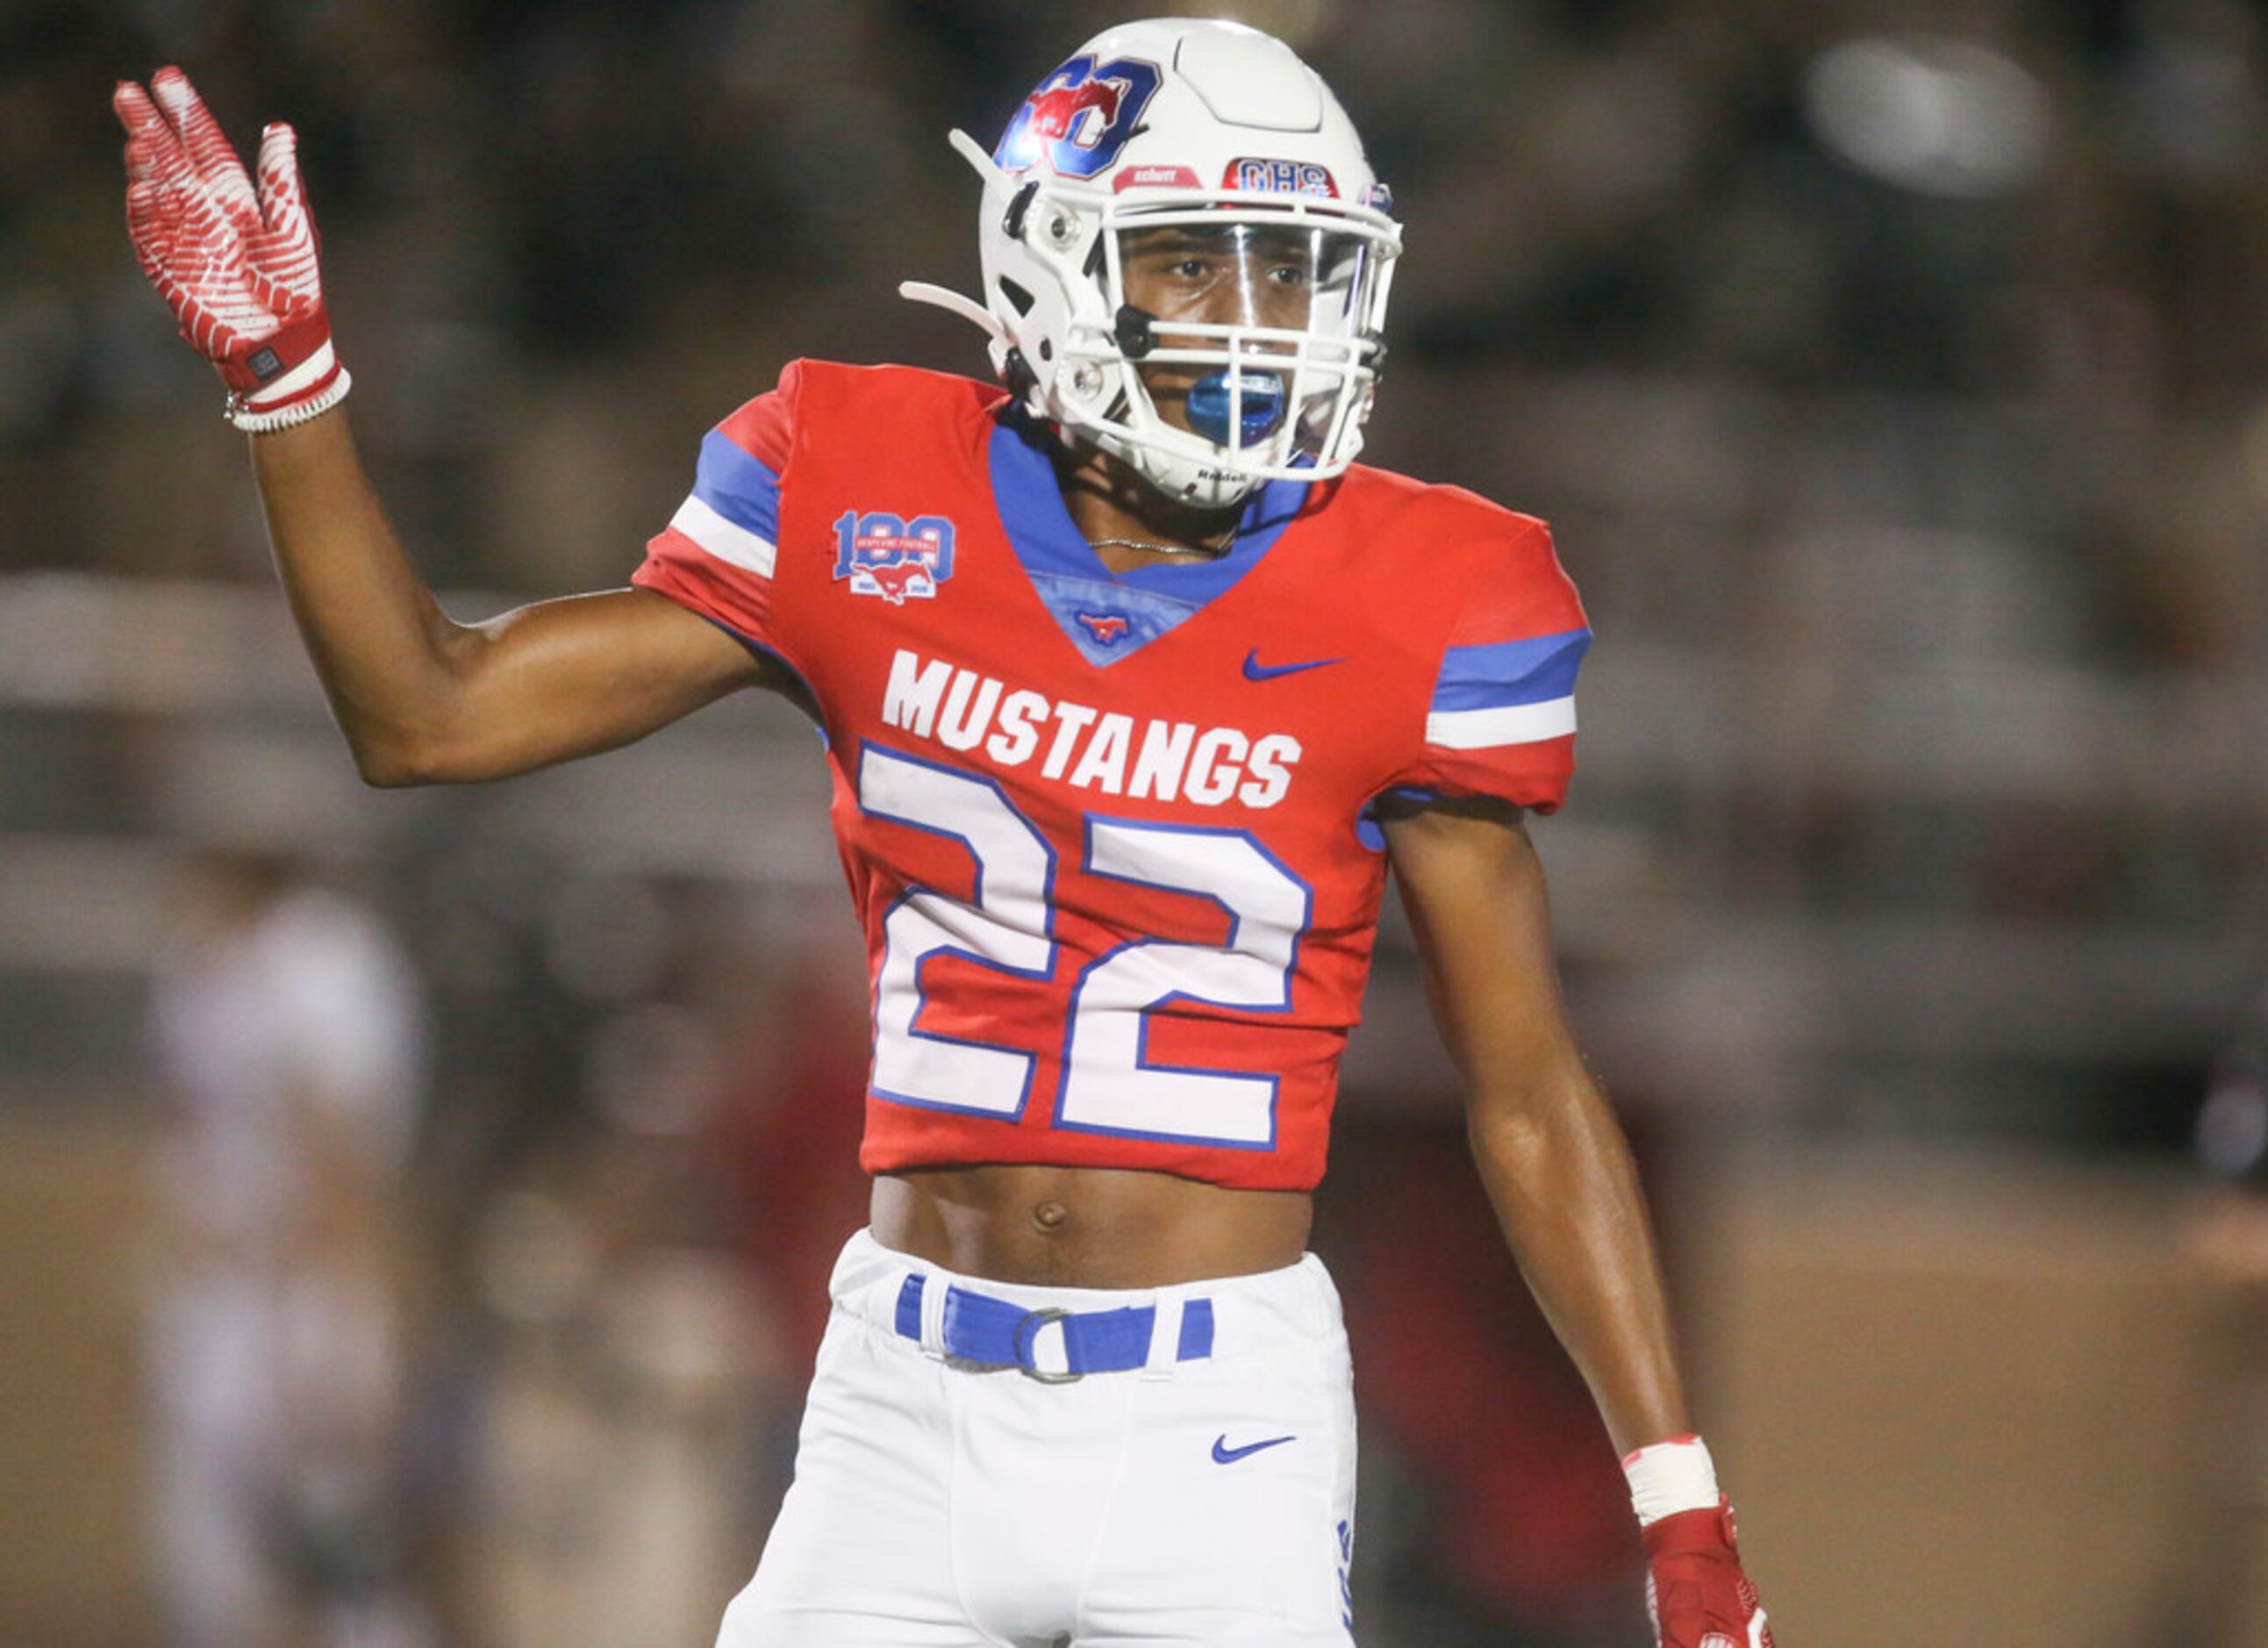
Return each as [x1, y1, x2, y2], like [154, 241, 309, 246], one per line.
[117, 18, 1773, 1647]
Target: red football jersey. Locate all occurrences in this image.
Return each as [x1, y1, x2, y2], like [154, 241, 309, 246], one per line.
[633, 362, 1588, 1190]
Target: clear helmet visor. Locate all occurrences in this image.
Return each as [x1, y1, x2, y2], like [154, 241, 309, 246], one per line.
[1110, 218, 1387, 466]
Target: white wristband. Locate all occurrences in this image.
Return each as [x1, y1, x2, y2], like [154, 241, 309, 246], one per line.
[1622, 1435, 1721, 1527]
[230, 364, 352, 433]
[227, 338, 351, 433]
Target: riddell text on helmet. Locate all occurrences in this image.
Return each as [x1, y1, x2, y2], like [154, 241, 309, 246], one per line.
[881, 648, 1301, 808]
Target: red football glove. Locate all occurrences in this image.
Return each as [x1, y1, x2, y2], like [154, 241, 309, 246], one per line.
[1644, 1498, 1773, 1648]
[1626, 1436, 1774, 1648]
[113, 66, 349, 432]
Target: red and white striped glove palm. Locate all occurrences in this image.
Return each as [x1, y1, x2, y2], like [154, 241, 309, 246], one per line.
[114, 67, 348, 432]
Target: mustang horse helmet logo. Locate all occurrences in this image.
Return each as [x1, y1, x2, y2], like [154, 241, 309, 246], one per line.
[1028, 80, 1122, 147]
[994, 55, 1163, 179]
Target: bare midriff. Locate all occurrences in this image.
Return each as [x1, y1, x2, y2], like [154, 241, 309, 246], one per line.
[869, 1164, 1313, 1288]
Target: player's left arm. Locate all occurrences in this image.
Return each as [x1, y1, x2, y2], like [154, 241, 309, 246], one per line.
[1379, 792, 1685, 1450]
[1380, 793, 1774, 1648]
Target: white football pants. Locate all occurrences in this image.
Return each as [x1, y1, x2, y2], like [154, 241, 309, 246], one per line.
[717, 1228, 1360, 1647]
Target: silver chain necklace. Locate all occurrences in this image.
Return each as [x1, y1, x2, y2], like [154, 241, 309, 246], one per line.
[1087, 533, 1234, 560]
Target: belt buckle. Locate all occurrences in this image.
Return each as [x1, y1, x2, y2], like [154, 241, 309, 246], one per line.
[1012, 1306, 1082, 1384]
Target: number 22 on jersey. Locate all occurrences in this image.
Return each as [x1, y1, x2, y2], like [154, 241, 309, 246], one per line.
[857, 743, 1311, 1150]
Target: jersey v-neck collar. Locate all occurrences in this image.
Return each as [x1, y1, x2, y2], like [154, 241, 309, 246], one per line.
[984, 409, 1311, 668]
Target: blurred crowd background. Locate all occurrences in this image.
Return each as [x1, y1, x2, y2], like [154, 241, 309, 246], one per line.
[4, 0, 2267, 1644]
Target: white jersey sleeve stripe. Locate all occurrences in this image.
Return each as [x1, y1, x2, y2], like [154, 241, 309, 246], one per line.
[1425, 696, 1576, 749]
[669, 492, 777, 579]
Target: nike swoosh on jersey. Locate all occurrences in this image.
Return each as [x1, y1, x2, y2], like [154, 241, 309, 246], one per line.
[1241, 649, 1342, 682]
[1212, 1433, 1298, 1464]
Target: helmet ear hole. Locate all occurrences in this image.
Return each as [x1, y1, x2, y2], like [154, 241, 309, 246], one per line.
[1041, 208, 1079, 250]
[998, 277, 1037, 317]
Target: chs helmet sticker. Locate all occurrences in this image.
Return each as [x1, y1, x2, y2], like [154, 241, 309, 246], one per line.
[833, 510, 956, 605]
[1224, 158, 1339, 197]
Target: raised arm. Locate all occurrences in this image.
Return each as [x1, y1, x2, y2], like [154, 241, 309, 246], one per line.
[249, 412, 771, 785]
[117, 68, 780, 786]
[1379, 794, 1774, 1648]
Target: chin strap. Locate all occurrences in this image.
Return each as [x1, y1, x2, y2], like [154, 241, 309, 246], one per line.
[945, 126, 1000, 182]
[897, 280, 1005, 345]
[898, 129, 1017, 347]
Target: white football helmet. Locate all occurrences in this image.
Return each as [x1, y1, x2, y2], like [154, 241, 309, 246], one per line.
[903, 18, 1402, 510]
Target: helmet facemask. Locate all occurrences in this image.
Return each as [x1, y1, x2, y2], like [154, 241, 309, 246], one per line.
[1070, 209, 1397, 505]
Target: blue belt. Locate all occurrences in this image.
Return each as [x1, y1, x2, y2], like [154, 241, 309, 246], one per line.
[893, 1273, 1215, 1383]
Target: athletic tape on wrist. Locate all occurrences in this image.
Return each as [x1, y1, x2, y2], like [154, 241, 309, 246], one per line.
[1621, 1434, 1720, 1527]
